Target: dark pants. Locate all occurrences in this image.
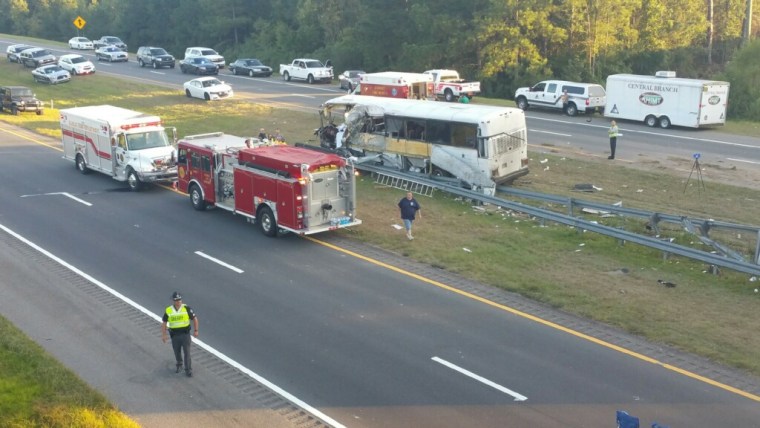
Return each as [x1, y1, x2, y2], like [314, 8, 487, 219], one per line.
[171, 332, 192, 372]
[609, 137, 617, 158]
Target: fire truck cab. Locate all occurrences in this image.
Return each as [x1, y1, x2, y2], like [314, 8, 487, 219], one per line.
[176, 132, 361, 236]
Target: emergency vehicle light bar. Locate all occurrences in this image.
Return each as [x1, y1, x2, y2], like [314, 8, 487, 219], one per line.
[121, 121, 162, 130]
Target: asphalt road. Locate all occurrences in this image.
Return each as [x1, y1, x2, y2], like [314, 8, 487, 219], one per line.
[2, 121, 760, 427]
[3, 36, 760, 427]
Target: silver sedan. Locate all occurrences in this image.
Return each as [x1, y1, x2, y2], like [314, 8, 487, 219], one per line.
[31, 65, 71, 84]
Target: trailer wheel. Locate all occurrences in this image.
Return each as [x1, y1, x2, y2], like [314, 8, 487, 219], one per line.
[516, 97, 529, 110]
[565, 103, 578, 116]
[258, 206, 277, 237]
[189, 184, 207, 211]
[126, 169, 142, 192]
[444, 89, 454, 102]
[645, 115, 658, 127]
[658, 116, 671, 129]
[75, 154, 90, 174]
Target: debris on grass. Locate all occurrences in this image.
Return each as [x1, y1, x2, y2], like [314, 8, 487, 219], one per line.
[462, 247, 472, 253]
[657, 279, 677, 288]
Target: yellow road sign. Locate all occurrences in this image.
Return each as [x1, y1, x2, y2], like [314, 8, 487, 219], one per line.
[73, 16, 86, 30]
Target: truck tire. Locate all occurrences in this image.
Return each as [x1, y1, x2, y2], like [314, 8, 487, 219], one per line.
[516, 97, 529, 110]
[152, 61, 158, 69]
[126, 169, 142, 192]
[138, 58, 144, 67]
[75, 154, 90, 174]
[565, 103, 578, 116]
[248, 69, 254, 77]
[307, 74, 314, 84]
[189, 184, 207, 211]
[283, 71, 290, 81]
[645, 115, 658, 127]
[258, 206, 277, 237]
[36, 109, 42, 116]
[11, 105, 18, 115]
[659, 116, 671, 129]
[444, 89, 454, 102]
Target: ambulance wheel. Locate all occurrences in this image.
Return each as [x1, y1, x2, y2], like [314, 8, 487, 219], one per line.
[75, 154, 90, 174]
[127, 169, 142, 192]
[258, 206, 277, 237]
[658, 116, 671, 129]
[645, 115, 658, 127]
[189, 184, 207, 211]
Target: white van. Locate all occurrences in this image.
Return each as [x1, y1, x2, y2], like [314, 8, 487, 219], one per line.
[514, 80, 606, 116]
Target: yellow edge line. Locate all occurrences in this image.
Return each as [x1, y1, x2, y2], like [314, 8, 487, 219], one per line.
[5, 123, 758, 402]
[304, 235, 760, 402]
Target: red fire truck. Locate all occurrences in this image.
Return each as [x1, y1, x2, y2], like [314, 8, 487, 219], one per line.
[176, 132, 361, 236]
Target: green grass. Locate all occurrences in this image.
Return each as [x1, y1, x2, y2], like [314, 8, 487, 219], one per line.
[3, 57, 760, 398]
[0, 315, 139, 427]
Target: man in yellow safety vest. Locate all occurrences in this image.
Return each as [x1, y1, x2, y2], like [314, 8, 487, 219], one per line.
[161, 291, 199, 377]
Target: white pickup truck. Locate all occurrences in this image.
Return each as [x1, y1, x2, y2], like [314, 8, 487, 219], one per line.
[279, 59, 333, 84]
[423, 69, 481, 102]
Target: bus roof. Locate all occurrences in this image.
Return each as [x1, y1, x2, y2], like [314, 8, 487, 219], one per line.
[323, 95, 524, 125]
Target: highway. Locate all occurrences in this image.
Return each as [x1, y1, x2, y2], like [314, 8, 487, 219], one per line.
[3, 37, 760, 427]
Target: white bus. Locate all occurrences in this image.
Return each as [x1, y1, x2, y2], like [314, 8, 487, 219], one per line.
[318, 95, 529, 193]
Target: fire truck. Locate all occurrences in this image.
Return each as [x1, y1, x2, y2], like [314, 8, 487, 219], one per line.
[357, 72, 434, 99]
[176, 132, 361, 236]
[60, 105, 177, 191]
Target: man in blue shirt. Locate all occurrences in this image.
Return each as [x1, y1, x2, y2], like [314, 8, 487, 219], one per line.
[398, 192, 421, 240]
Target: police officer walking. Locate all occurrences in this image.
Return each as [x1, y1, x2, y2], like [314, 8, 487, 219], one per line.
[161, 292, 199, 377]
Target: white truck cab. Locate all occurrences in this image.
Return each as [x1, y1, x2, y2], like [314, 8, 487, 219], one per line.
[514, 80, 606, 116]
[60, 105, 177, 191]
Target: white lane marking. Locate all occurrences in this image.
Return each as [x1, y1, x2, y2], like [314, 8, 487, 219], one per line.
[528, 115, 760, 149]
[195, 251, 244, 273]
[726, 157, 760, 165]
[289, 93, 316, 99]
[0, 223, 346, 428]
[432, 356, 528, 401]
[530, 129, 572, 137]
[149, 71, 165, 75]
[20, 192, 92, 206]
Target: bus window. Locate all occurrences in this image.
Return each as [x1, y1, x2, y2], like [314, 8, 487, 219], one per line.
[426, 120, 451, 145]
[387, 116, 405, 139]
[451, 124, 477, 148]
[406, 119, 425, 140]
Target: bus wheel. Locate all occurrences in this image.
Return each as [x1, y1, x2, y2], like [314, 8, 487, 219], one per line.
[258, 206, 277, 237]
[190, 184, 207, 211]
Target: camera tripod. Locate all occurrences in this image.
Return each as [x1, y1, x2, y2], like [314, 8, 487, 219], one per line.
[683, 154, 706, 193]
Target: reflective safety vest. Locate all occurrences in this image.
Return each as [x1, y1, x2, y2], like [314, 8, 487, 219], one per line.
[165, 304, 190, 329]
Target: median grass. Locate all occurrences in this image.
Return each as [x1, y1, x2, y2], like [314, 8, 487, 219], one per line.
[2, 54, 760, 411]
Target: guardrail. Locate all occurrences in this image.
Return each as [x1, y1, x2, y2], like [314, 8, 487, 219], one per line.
[357, 164, 760, 276]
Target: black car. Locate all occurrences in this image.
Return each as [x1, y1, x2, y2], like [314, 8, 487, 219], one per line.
[136, 46, 175, 69]
[179, 57, 218, 75]
[228, 59, 272, 77]
[0, 86, 44, 115]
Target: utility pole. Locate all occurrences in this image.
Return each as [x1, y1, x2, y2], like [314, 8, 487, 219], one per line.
[742, 0, 753, 46]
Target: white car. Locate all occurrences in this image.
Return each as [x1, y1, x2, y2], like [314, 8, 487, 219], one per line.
[68, 37, 94, 50]
[184, 47, 225, 69]
[183, 77, 233, 101]
[31, 65, 71, 84]
[58, 54, 95, 75]
[95, 46, 128, 62]
[7, 44, 34, 62]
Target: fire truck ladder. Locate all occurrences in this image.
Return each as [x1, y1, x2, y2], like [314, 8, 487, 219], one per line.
[374, 172, 434, 197]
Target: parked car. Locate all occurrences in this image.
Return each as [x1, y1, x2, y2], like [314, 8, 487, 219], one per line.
[338, 69, 365, 90]
[93, 36, 127, 51]
[7, 44, 34, 62]
[95, 46, 128, 62]
[68, 37, 94, 50]
[31, 65, 71, 85]
[58, 54, 96, 75]
[183, 77, 233, 101]
[136, 46, 175, 69]
[18, 48, 57, 68]
[0, 86, 44, 115]
[179, 57, 218, 75]
[228, 59, 272, 77]
[184, 47, 225, 69]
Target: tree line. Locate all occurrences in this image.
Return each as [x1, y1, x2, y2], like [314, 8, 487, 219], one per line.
[1, 0, 758, 119]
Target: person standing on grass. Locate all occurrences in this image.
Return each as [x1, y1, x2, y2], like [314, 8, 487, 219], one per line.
[608, 120, 619, 159]
[161, 291, 199, 377]
[398, 191, 421, 240]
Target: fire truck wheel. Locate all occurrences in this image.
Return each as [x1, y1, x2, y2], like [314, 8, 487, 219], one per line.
[258, 206, 277, 237]
[190, 185, 207, 211]
[127, 170, 142, 192]
[75, 154, 90, 174]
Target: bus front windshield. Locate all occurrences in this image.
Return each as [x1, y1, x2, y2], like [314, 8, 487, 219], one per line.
[126, 131, 170, 150]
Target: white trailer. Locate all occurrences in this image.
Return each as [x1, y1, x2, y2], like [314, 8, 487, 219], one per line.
[60, 105, 177, 190]
[603, 71, 730, 128]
